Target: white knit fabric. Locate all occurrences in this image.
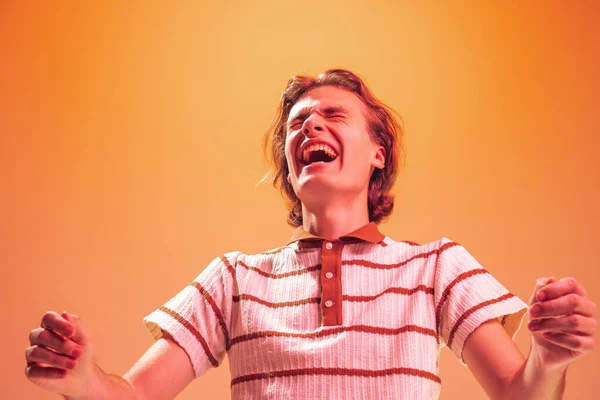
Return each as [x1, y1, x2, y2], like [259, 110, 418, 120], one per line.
[144, 236, 528, 399]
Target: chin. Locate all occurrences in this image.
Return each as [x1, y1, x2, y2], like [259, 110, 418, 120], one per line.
[296, 174, 340, 196]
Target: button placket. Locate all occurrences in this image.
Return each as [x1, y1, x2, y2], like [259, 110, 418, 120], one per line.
[320, 240, 343, 326]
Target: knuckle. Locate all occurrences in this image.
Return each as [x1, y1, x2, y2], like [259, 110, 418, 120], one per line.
[41, 311, 55, 326]
[542, 302, 555, 314]
[38, 328, 49, 341]
[28, 329, 38, 344]
[565, 277, 577, 287]
[29, 345, 41, 359]
[59, 355, 73, 369]
[69, 345, 81, 358]
[533, 305, 545, 316]
[567, 293, 580, 308]
[38, 328, 54, 344]
[46, 351, 60, 366]
[567, 314, 581, 328]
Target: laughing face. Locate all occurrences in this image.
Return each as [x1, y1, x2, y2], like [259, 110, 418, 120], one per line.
[284, 85, 385, 206]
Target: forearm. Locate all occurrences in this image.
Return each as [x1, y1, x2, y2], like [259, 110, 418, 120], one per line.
[63, 363, 142, 400]
[504, 350, 567, 400]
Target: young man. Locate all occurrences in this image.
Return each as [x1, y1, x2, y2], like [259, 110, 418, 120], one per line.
[26, 69, 596, 399]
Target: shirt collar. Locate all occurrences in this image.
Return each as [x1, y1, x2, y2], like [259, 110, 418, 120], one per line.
[287, 221, 385, 245]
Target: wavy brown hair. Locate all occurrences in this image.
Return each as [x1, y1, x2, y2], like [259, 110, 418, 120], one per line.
[263, 68, 404, 227]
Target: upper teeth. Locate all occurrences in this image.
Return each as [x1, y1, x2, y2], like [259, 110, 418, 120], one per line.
[302, 144, 338, 163]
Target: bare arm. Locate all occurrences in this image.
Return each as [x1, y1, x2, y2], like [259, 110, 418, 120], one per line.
[123, 335, 195, 400]
[463, 277, 596, 400]
[463, 319, 566, 400]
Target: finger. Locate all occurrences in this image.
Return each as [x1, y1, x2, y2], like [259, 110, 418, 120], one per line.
[41, 311, 74, 338]
[528, 314, 597, 335]
[528, 277, 557, 305]
[541, 332, 595, 352]
[25, 363, 67, 380]
[537, 277, 586, 302]
[25, 345, 77, 370]
[62, 312, 89, 346]
[529, 294, 595, 319]
[29, 327, 82, 359]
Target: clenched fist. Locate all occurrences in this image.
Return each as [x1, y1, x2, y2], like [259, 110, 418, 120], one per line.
[527, 277, 597, 370]
[25, 311, 98, 398]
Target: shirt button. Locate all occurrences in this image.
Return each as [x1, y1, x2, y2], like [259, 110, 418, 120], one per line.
[324, 300, 334, 308]
[325, 242, 333, 250]
[325, 272, 334, 279]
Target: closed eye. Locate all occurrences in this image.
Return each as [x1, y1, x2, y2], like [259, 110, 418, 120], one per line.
[288, 114, 344, 131]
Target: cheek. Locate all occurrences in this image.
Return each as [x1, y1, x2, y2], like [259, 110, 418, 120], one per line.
[284, 133, 299, 169]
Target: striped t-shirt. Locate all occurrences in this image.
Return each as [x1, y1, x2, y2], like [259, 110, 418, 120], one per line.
[144, 222, 528, 399]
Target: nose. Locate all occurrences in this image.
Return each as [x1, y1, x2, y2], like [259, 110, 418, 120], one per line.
[302, 118, 324, 137]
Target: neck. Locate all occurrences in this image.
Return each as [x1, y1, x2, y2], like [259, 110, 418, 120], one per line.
[301, 193, 370, 240]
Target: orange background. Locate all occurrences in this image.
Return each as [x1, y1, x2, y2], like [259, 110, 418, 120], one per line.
[1, 1, 598, 399]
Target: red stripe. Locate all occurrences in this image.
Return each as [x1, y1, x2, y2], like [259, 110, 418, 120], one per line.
[341, 250, 436, 270]
[343, 285, 434, 302]
[236, 242, 459, 279]
[434, 268, 489, 337]
[189, 282, 230, 350]
[233, 285, 433, 310]
[158, 306, 219, 367]
[219, 255, 236, 277]
[231, 324, 436, 346]
[238, 260, 321, 279]
[401, 240, 422, 246]
[447, 293, 515, 348]
[437, 241, 461, 253]
[233, 294, 320, 308]
[341, 241, 459, 270]
[231, 367, 441, 386]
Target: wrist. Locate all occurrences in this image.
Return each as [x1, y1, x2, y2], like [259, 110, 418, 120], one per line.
[63, 363, 113, 400]
[530, 343, 570, 376]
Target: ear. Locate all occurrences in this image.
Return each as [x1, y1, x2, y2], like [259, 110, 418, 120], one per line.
[372, 146, 386, 169]
[287, 174, 292, 184]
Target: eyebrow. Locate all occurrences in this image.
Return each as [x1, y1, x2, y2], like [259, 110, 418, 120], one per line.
[287, 105, 349, 127]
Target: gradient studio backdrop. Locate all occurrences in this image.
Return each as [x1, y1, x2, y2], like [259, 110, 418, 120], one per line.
[1, 1, 598, 399]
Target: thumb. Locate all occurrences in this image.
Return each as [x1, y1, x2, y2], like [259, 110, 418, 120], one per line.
[62, 312, 91, 346]
[528, 276, 557, 305]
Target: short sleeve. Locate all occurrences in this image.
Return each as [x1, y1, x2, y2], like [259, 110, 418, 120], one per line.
[143, 251, 240, 378]
[434, 238, 527, 365]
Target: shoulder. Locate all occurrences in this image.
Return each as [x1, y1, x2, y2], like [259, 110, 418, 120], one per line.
[216, 243, 293, 260]
[216, 244, 300, 270]
[381, 235, 460, 253]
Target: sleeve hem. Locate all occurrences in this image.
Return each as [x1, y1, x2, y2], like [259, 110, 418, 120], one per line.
[453, 299, 528, 366]
[143, 311, 211, 378]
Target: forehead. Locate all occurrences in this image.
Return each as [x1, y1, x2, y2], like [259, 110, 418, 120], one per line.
[288, 86, 366, 119]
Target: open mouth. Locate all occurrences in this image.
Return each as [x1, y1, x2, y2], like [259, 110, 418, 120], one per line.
[300, 143, 339, 166]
